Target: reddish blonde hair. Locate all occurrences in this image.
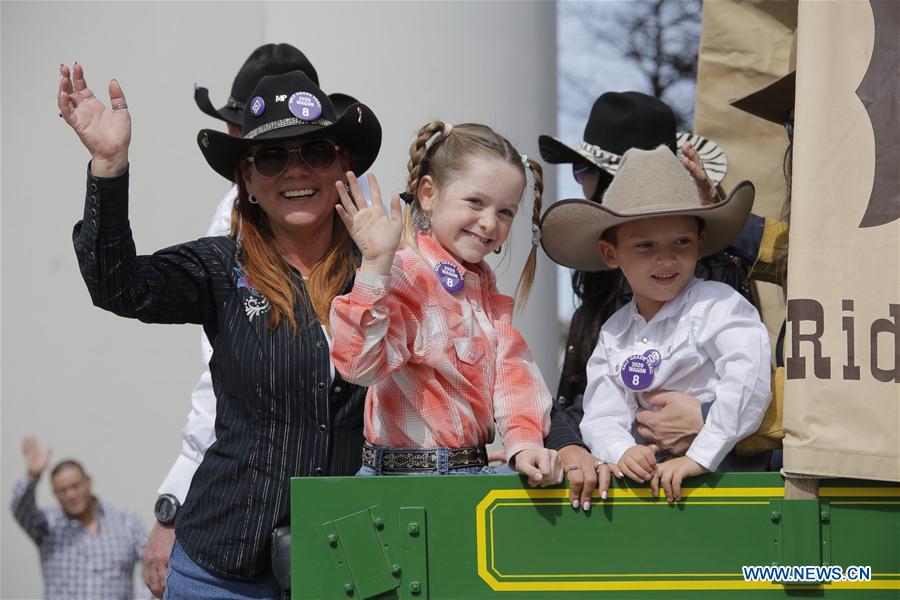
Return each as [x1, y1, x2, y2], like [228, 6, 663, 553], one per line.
[232, 167, 356, 333]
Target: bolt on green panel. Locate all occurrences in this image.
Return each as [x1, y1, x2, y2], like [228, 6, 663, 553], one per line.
[399, 507, 428, 600]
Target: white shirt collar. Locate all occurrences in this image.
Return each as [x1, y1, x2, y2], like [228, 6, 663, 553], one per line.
[626, 277, 701, 326]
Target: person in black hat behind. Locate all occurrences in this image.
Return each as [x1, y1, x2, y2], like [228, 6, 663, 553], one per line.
[194, 42, 319, 134]
[59, 63, 380, 597]
[538, 92, 768, 511]
[142, 42, 327, 598]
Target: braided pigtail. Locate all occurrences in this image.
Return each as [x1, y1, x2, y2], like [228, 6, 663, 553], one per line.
[514, 156, 544, 309]
[406, 120, 446, 195]
[403, 121, 447, 249]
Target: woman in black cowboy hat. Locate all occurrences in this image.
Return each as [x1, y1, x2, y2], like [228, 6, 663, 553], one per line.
[59, 63, 380, 597]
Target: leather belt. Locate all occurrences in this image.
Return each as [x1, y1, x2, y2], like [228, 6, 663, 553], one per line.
[362, 442, 487, 473]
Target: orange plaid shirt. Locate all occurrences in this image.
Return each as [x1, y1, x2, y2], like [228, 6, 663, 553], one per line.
[330, 233, 550, 460]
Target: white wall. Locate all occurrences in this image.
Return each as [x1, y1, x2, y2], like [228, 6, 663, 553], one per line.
[0, 2, 557, 597]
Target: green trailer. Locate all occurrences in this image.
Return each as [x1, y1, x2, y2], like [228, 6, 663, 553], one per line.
[290, 473, 899, 598]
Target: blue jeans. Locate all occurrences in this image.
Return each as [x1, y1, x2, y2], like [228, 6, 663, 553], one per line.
[165, 539, 282, 600]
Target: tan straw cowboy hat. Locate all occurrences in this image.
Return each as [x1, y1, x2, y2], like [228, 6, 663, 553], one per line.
[540, 145, 755, 271]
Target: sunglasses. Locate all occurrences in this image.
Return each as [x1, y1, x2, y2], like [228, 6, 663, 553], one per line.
[245, 140, 341, 178]
[572, 163, 595, 185]
[784, 119, 794, 143]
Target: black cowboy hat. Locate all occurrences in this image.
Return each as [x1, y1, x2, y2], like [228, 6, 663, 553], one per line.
[198, 70, 381, 180]
[194, 43, 320, 126]
[327, 92, 359, 116]
[539, 91, 728, 185]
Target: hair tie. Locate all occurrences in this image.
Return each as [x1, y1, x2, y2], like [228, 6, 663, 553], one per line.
[442, 123, 453, 137]
[531, 223, 542, 247]
[521, 154, 529, 167]
[399, 191, 415, 205]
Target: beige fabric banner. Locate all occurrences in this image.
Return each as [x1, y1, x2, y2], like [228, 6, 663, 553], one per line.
[694, 0, 797, 350]
[783, 0, 899, 481]
[696, 0, 899, 481]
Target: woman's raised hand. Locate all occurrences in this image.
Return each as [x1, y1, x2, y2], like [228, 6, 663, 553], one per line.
[335, 172, 403, 277]
[58, 63, 130, 177]
[680, 142, 720, 206]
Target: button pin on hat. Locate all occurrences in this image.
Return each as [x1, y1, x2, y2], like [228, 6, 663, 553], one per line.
[249, 96, 265, 117]
[288, 91, 322, 122]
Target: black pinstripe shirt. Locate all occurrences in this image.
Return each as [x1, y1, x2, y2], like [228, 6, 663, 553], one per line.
[73, 166, 365, 580]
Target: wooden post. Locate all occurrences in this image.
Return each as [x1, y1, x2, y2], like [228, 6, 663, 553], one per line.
[784, 477, 819, 499]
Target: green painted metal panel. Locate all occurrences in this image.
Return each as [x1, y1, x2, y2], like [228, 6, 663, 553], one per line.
[769, 499, 783, 567]
[398, 507, 427, 600]
[821, 483, 900, 580]
[291, 473, 900, 598]
[328, 507, 398, 599]
[779, 499, 822, 571]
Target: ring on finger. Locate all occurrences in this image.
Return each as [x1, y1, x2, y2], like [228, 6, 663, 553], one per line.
[83, 95, 96, 102]
[565, 464, 580, 472]
[111, 102, 128, 111]
[593, 460, 606, 471]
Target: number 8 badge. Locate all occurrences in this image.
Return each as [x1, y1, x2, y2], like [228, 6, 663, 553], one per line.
[288, 91, 322, 122]
[621, 354, 654, 391]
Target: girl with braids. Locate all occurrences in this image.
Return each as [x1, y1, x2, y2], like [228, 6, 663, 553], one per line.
[330, 121, 562, 484]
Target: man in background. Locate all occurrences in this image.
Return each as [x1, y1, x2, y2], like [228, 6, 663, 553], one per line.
[11, 436, 148, 600]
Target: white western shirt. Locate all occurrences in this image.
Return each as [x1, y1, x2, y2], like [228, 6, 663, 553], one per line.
[156, 186, 234, 502]
[580, 278, 771, 471]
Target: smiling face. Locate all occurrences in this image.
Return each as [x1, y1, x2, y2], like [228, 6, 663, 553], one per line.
[418, 157, 525, 265]
[240, 138, 349, 242]
[598, 215, 704, 321]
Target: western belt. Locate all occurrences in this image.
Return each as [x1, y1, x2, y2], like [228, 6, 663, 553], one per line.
[362, 442, 487, 472]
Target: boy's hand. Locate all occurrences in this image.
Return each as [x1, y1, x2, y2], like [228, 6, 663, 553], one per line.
[617, 444, 656, 483]
[651, 456, 708, 503]
[513, 448, 563, 487]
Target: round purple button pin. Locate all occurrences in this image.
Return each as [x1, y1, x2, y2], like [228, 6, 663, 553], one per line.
[621, 354, 654, 391]
[249, 96, 265, 117]
[643, 349, 662, 372]
[434, 262, 464, 293]
[288, 91, 322, 121]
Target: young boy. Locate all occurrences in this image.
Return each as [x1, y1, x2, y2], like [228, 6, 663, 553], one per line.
[539, 145, 771, 503]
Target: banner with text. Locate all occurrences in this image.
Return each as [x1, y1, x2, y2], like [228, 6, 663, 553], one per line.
[784, 0, 899, 481]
